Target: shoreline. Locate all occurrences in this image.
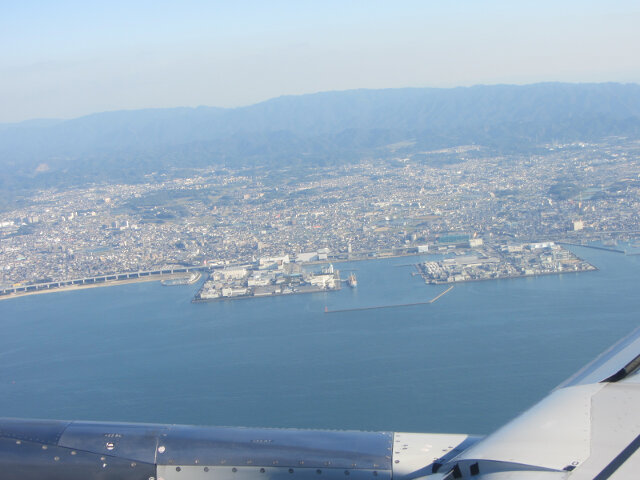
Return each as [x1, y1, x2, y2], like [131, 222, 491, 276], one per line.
[304, 251, 429, 265]
[0, 241, 618, 302]
[192, 286, 341, 303]
[0, 273, 195, 302]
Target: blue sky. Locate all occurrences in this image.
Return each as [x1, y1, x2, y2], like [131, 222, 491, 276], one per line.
[1, 0, 639, 122]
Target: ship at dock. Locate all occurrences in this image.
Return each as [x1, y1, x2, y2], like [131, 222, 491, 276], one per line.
[347, 272, 357, 288]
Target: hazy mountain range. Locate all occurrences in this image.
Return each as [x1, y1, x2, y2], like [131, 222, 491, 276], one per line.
[2, 82, 640, 192]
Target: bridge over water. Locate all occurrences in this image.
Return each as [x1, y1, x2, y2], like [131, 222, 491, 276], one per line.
[0, 266, 208, 297]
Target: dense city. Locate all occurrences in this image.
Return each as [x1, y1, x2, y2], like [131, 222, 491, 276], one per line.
[1, 137, 639, 296]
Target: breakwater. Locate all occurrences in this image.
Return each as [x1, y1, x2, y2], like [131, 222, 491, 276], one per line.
[324, 285, 454, 313]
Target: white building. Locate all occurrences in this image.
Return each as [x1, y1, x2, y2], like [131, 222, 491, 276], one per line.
[258, 255, 290, 270]
[218, 267, 247, 280]
[295, 252, 318, 263]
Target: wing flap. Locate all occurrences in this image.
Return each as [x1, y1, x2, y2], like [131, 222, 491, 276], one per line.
[439, 326, 640, 478]
[558, 326, 640, 388]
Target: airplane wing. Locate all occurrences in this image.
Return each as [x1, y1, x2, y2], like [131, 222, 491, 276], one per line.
[443, 324, 640, 480]
[0, 326, 639, 480]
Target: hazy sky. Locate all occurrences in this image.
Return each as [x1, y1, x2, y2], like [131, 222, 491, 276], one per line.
[2, 0, 639, 122]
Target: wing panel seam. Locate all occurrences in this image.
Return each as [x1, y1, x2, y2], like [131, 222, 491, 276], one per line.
[592, 433, 640, 480]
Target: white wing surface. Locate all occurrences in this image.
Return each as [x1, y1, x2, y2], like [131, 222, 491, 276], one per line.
[415, 326, 640, 479]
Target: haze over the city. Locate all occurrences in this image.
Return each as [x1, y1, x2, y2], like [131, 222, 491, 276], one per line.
[3, 4, 640, 476]
[2, 0, 640, 123]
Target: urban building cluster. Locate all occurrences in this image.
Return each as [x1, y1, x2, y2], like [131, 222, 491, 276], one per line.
[419, 242, 596, 284]
[1, 138, 639, 291]
[195, 259, 340, 301]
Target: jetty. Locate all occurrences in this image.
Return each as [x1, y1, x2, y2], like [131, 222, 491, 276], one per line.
[428, 285, 454, 304]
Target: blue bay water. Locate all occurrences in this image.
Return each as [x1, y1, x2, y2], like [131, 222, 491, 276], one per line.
[0, 246, 638, 435]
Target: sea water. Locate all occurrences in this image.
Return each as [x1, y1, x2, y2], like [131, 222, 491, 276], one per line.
[0, 246, 638, 435]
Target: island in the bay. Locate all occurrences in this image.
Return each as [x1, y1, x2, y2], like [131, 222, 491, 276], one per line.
[194, 257, 340, 302]
[418, 241, 596, 284]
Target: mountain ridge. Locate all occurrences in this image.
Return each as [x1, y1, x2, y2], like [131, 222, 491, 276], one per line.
[2, 82, 640, 192]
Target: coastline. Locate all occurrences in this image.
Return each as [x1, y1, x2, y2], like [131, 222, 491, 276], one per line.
[0, 242, 614, 302]
[0, 273, 194, 302]
[419, 266, 599, 285]
[192, 285, 340, 303]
